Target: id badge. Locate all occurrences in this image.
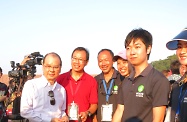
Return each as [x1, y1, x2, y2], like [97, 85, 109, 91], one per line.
[101, 104, 113, 121]
[68, 102, 79, 120]
[175, 114, 180, 122]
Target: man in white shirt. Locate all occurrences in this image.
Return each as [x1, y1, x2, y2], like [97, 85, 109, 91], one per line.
[21, 52, 68, 122]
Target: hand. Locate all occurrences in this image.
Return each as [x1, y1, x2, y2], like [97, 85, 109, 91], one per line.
[51, 117, 69, 122]
[51, 118, 63, 122]
[79, 111, 88, 122]
[20, 56, 31, 65]
[61, 115, 69, 122]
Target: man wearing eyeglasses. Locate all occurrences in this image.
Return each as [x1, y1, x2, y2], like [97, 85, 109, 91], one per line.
[57, 47, 98, 122]
[20, 52, 69, 122]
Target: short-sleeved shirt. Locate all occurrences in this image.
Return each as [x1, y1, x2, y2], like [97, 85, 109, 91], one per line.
[118, 64, 170, 122]
[94, 68, 124, 122]
[57, 70, 98, 122]
[170, 82, 187, 122]
[0, 82, 8, 117]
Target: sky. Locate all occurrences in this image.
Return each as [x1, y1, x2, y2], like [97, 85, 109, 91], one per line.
[0, 0, 187, 75]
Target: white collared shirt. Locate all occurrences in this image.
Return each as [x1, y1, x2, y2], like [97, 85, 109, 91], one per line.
[20, 76, 66, 122]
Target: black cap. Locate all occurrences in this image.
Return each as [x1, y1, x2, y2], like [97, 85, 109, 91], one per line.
[166, 28, 187, 50]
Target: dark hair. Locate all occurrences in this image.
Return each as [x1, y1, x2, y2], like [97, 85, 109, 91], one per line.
[97, 49, 114, 58]
[162, 69, 170, 77]
[170, 60, 180, 74]
[0, 67, 2, 73]
[124, 28, 152, 60]
[43, 52, 62, 66]
[71, 47, 90, 61]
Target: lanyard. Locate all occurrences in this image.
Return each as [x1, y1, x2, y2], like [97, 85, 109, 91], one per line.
[70, 79, 82, 102]
[176, 85, 187, 114]
[102, 79, 114, 103]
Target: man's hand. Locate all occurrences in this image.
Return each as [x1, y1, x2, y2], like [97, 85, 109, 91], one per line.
[20, 55, 31, 65]
[61, 115, 69, 122]
[51, 117, 68, 122]
[79, 111, 89, 122]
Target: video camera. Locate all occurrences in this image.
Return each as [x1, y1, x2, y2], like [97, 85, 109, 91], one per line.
[6, 52, 44, 121]
[8, 52, 43, 79]
[8, 62, 28, 79]
[26, 52, 43, 66]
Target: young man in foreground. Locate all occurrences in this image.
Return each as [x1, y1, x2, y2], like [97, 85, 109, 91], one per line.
[112, 28, 170, 122]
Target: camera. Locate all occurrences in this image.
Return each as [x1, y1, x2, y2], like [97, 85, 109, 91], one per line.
[6, 52, 44, 121]
[8, 62, 28, 78]
[8, 52, 43, 79]
[8, 51, 44, 85]
[26, 52, 43, 66]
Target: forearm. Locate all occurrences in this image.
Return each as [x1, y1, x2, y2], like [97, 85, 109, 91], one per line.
[87, 104, 97, 114]
[153, 106, 166, 122]
[112, 104, 124, 122]
[92, 114, 98, 122]
[79, 104, 98, 121]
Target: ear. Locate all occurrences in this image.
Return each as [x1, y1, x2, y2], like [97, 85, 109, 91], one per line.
[85, 60, 89, 66]
[147, 45, 152, 54]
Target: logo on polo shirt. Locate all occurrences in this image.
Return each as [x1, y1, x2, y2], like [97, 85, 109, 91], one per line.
[113, 85, 118, 94]
[183, 97, 187, 103]
[136, 85, 144, 97]
[138, 85, 144, 92]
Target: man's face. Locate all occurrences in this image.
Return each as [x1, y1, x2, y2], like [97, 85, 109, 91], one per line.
[42, 55, 61, 83]
[97, 50, 114, 74]
[126, 39, 151, 66]
[71, 50, 88, 73]
[176, 40, 187, 65]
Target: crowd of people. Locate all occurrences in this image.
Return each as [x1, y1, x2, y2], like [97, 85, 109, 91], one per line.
[0, 27, 187, 122]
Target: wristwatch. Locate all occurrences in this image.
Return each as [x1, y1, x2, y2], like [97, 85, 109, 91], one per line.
[87, 111, 92, 117]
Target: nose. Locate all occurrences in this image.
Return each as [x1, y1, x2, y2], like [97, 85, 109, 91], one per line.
[49, 67, 55, 71]
[129, 48, 135, 55]
[181, 47, 187, 54]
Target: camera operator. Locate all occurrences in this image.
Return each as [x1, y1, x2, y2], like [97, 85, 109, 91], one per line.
[7, 52, 43, 122]
[0, 67, 9, 122]
[7, 56, 32, 122]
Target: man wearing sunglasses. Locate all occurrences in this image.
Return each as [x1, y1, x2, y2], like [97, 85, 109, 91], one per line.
[20, 52, 69, 122]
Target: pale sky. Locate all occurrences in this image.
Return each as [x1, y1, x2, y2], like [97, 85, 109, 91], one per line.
[0, 0, 187, 75]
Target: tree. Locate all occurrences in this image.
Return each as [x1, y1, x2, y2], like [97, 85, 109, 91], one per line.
[151, 54, 177, 71]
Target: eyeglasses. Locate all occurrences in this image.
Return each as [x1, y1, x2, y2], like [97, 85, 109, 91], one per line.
[44, 65, 60, 70]
[48, 90, 55, 105]
[71, 57, 86, 63]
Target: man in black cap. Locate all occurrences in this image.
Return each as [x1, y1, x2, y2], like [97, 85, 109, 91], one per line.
[166, 27, 187, 122]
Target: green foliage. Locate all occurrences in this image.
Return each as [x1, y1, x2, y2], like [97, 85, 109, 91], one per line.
[151, 54, 178, 71]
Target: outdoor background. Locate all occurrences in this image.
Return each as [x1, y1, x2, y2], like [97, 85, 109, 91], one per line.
[1, 0, 187, 84]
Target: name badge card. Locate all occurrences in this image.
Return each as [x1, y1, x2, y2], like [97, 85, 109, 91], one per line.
[68, 102, 79, 120]
[101, 104, 113, 121]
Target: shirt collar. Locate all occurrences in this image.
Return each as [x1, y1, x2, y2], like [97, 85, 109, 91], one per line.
[67, 69, 87, 81]
[39, 75, 58, 90]
[128, 64, 153, 80]
[99, 67, 118, 80]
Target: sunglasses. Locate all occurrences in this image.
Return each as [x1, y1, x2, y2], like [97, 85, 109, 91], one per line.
[48, 90, 56, 105]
